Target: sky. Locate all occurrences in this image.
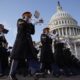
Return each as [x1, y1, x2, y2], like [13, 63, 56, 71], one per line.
[0, 0, 80, 46]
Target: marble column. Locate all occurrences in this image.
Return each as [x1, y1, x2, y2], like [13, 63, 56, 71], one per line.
[66, 27, 68, 36]
[62, 28, 64, 36]
[79, 29, 80, 35]
[58, 28, 60, 36]
[74, 43, 78, 58]
[78, 29, 79, 35]
[73, 28, 75, 36]
[75, 28, 77, 35]
[69, 27, 71, 36]
[72, 28, 74, 36]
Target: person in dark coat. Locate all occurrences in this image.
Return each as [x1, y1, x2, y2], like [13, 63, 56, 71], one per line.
[64, 48, 80, 75]
[9, 11, 35, 80]
[0, 24, 9, 76]
[40, 28, 54, 74]
[54, 42, 65, 67]
[28, 41, 40, 75]
[54, 42, 74, 76]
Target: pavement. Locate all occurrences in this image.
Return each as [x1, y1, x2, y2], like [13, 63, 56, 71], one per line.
[0, 75, 80, 80]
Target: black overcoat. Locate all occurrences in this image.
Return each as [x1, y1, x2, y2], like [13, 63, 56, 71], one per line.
[11, 19, 35, 60]
[54, 42, 65, 67]
[0, 35, 8, 60]
[0, 35, 8, 69]
[40, 34, 54, 63]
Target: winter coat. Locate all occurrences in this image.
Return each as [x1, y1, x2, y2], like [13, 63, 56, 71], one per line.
[40, 33, 54, 63]
[11, 19, 35, 60]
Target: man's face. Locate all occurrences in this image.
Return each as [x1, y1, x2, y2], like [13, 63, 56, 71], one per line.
[0, 28, 3, 32]
[44, 29, 49, 34]
[23, 16, 31, 22]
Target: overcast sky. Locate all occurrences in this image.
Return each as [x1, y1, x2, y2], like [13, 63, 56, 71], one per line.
[0, 0, 80, 46]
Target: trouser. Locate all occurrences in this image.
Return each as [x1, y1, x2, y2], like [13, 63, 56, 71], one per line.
[9, 59, 29, 76]
[27, 59, 40, 74]
[9, 59, 40, 76]
[9, 60, 18, 76]
[62, 66, 72, 76]
[52, 64, 61, 76]
[41, 63, 52, 74]
[0, 61, 2, 74]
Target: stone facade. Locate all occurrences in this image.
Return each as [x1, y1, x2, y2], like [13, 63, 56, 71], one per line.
[48, 1, 80, 59]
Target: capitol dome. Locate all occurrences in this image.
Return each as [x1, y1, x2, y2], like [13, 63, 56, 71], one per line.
[50, 11, 72, 21]
[49, 10, 77, 26]
[48, 1, 80, 38]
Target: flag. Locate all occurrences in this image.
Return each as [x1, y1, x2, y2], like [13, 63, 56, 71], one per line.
[34, 10, 40, 19]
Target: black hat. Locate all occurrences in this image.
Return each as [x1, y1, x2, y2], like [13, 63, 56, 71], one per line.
[0, 24, 9, 34]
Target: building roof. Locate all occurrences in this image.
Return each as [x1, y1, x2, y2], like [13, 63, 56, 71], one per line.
[48, 1, 78, 30]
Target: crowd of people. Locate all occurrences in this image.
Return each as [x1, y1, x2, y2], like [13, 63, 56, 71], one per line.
[0, 11, 80, 80]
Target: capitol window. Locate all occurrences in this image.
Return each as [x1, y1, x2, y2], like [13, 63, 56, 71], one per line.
[67, 20, 69, 24]
[59, 20, 61, 24]
[54, 21, 58, 25]
[62, 20, 64, 24]
[79, 29, 80, 34]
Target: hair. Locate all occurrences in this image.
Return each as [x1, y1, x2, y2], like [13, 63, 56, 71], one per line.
[43, 28, 49, 33]
[0, 24, 4, 29]
[22, 11, 32, 19]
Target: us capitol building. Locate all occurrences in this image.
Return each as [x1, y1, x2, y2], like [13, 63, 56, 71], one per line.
[48, 1, 80, 59]
[36, 2, 80, 60]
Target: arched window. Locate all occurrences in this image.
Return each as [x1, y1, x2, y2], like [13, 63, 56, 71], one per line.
[59, 20, 61, 24]
[68, 20, 69, 24]
[54, 21, 58, 25]
[65, 20, 66, 24]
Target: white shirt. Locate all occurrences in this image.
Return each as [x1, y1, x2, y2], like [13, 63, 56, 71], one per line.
[0, 32, 4, 37]
[48, 32, 58, 41]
